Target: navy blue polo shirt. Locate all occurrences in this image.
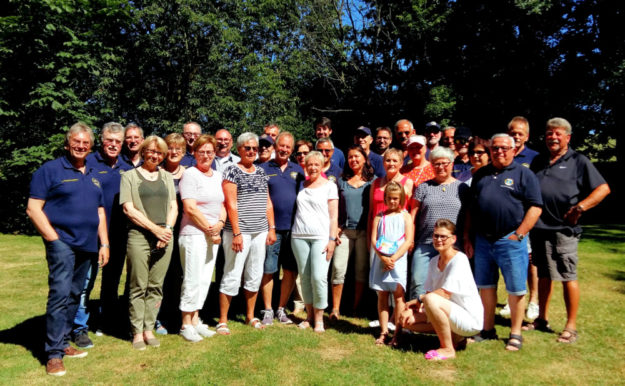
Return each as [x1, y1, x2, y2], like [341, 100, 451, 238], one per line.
[452, 157, 472, 182]
[331, 147, 345, 170]
[180, 151, 197, 167]
[87, 151, 134, 230]
[120, 152, 142, 167]
[368, 151, 386, 178]
[531, 148, 606, 234]
[29, 155, 105, 252]
[514, 146, 539, 168]
[324, 162, 343, 184]
[259, 160, 305, 231]
[471, 161, 543, 241]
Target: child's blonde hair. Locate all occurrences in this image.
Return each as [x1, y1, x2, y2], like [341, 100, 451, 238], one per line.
[384, 181, 406, 208]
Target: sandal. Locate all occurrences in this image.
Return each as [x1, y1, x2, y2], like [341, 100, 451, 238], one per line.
[375, 331, 389, 346]
[329, 310, 340, 321]
[505, 333, 523, 351]
[557, 328, 578, 343]
[216, 323, 231, 336]
[248, 318, 265, 330]
[424, 349, 450, 361]
[314, 322, 325, 333]
[298, 320, 311, 329]
[522, 318, 554, 333]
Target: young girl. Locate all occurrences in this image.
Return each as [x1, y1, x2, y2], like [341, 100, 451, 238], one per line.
[369, 181, 414, 345]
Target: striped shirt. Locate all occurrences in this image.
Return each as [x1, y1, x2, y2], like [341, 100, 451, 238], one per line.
[223, 164, 269, 234]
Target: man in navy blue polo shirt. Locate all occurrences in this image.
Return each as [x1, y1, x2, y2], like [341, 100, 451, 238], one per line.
[315, 138, 343, 183]
[258, 132, 305, 325]
[314, 117, 345, 169]
[180, 121, 201, 167]
[121, 123, 144, 167]
[354, 126, 386, 178]
[468, 133, 543, 351]
[451, 126, 473, 182]
[83, 122, 135, 339]
[27, 123, 110, 376]
[529, 117, 610, 343]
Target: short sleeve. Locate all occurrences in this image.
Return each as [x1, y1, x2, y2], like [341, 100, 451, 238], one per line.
[328, 181, 339, 200]
[222, 165, 239, 184]
[29, 166, 50, 200]
[179, 168, 197, 200]
[414, 181, 427, 202]
[119, 169, 134, 205]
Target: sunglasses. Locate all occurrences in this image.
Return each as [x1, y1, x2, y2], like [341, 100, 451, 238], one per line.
[243, 146, 258, 152]
[295, 151, 309, 157]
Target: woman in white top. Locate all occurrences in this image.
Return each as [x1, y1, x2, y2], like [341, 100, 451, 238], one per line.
[396, 219, 483, 360]
[178, 135, 226, 342]
[291, 151, 339, 333]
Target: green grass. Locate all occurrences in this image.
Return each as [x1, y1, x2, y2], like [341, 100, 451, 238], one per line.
[1, 225, 624, 384]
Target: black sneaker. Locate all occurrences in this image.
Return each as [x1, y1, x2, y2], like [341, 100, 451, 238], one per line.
[472, 328, 498, 342]
[72, 330, 94, 349]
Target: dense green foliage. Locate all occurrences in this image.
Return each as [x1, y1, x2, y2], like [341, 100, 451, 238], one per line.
[1, 0, 622, 233]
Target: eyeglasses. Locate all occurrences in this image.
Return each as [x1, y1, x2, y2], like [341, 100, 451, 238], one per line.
[433, 161, 452, 168]
[183, 133, 200, 138]
[144, 149, 164, 156]
[491, 146, 512, 153]
[433, 233, 452, 241]
[454, 138, 469, 145]
[295, 151, 309, 157]
[470, 150, 487, 156]
[243, 146, 258, 152]
[318, 148, 333, 154]
[168, 147, 184, 153]
[196, 150, 215, 156]
[103, 138, 122, 145]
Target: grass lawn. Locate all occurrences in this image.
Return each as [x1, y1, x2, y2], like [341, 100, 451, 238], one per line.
[1, 225, 624, 384]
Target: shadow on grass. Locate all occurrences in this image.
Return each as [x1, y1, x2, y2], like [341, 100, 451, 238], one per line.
[0, 315, 47, 364]
[583, 224, 625, 243]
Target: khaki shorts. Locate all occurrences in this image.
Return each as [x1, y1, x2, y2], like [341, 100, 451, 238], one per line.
[532, 230, 580, 281]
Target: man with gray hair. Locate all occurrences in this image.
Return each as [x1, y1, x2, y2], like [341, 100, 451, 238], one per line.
[180, 121, 202, 167]
[467, 133, 543, 351]
[528, 118, 610, 343]
[121, 123, 144, 166]
[213, 129, 240, 173]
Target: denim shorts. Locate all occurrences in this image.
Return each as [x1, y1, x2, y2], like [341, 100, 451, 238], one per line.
[263, 230, 298, 274]
[474, 232, 528, 295]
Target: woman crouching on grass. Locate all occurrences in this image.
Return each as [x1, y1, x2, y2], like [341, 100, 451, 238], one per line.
[395, 219, 483, 360]
[369, 181, 413, 345]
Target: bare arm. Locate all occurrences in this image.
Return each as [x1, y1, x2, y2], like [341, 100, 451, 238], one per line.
[97, 207, 110, 267]
[223, 180, 243, 252]
[324, 198, 339, 260]
[564, 183, 610, 225]
[26, 198, 58, 242]
[509, 206, 542, 240]
[266, 195, 277, 245]
[389, 212, 415, 263]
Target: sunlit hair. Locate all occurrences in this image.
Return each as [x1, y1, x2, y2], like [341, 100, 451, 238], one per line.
[295, 139, 313, 152]
[376, 126, 392, 137]
[183, 121, 201, 133]
[314, 116, 332, 129]
[383, 147, 403, 162]
[124, 123, 144, 138]
[508, 116, 530, 134]
[469, 142, 491, 159]
[342, 145, 374, 181]
[429, 146, 455, 163]
[275, 131, 294, 146]
[193, 134, 216, 153]
[139, 135, 168, 158]
[315, 137, 334, 149]
[546, 117, 572, 135]
[384, 180, 406, 208]
[304, 150, 325, 166]
[490, 133, 515, 148]
[394, 119, 413, 132]
[165, 133, 185, 148]
[236, 132, 259, 148]
[101, 122, 123, 140]
[434, 218, 456, 235]
[264, 123, 280, 133]
[65, 122, 94, 147]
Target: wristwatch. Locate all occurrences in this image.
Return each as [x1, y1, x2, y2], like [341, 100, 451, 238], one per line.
[514, 231, 526, 241]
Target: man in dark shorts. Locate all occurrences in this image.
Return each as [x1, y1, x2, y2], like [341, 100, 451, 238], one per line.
[528, 117, 610, 343]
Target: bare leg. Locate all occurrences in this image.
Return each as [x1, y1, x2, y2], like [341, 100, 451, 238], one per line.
[377, 291, 390, 337]
[527, 259, 539, 305]
[507, 294, 525, 351]
[562, 280, 579, 331]
[260, 273, 273, 310]
[331, 283, 343, 317]
[278, 269, 297, 309]
[244, 289, 259, 323]
[353, 281, 365, 311]
[218, 292, 232, 324]
[538, 277, 553, 320]
[314, 308, 325, 332]
[422, 293, 455, 358]
[182, 311, 194, 326]
[480, 288, 497, 331]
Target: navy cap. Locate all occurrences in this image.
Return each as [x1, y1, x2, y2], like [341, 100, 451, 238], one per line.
[355, 126, 372, 136]
[455, 126, 472, 140]
[425, 121, 440, 132]
[259, 134, 275, 146]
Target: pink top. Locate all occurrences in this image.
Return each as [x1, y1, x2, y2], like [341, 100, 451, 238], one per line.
[371, 175, 409, 216]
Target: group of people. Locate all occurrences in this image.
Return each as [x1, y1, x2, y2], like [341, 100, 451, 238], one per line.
[28, 116, 610, 376]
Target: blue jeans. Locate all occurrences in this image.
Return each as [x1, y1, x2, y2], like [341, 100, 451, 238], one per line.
[474, 232, 529, 295]
[44, 239, 93, 359]
[409, 243, 438, 300]
[72, 256, 98, 335]
[291, 238, 330, 310]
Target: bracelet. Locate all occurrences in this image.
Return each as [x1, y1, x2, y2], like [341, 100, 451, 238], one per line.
[233, 233, 241, 237]
[165, 224, 173, 230]
[100, 244, 110, 249]
[269, 226, 276, 230]
[329, 236, 336, 241]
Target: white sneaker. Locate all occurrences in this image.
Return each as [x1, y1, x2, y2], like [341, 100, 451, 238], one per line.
[526, 302, 539, 321]
[499, 303, 511, 318]
[180, 325, 203, 342]
[195, 323, 216, 338]
[388, 322, 396, 332]
[369, 320, 380, 328]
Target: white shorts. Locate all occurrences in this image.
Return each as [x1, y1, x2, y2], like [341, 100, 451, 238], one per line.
[449, 303, 482, 337]
[219, 230, 268, 296]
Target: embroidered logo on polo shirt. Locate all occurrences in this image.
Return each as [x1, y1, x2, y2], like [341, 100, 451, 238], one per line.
[504, 178, 514, 186]
[559, 166, 567, 169]
[92, 178, 101, 189]
[328, 175, 336, 182]
[290, 172, 298, 180]
[62, 178, 78, 183]
[522, 163, 530, 168]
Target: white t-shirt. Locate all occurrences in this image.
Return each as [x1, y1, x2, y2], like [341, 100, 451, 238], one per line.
[425, 251, 484, 327]
[179, 167, 224, 236]
[291, 181, 338, 240]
